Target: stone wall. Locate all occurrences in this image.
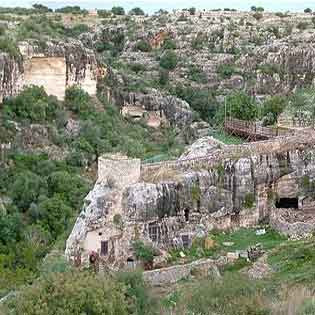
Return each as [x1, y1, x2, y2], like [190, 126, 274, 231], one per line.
[143, 257, 225, 286]
[98, 154, 141, 187]
[270, 208, 315, 237]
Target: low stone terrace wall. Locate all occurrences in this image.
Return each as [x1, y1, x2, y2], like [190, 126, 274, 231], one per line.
[143, 257, 226, 286]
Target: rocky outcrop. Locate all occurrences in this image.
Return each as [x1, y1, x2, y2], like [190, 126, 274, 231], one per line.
[0, 40, 99, 102]
[0, 53, 23, 102]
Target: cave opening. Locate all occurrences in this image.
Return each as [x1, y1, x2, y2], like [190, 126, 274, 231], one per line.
[275, 198, 298, 209]
[184, 208, 190, 222]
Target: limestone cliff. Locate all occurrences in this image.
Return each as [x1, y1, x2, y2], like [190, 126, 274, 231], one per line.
[0, 40, 99, 101]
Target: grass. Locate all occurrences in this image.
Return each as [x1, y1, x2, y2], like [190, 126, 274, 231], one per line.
[209, 129, 245, 145]
[268, 239, 315, 285]
[168, 228, 287, 264]
[212, 228, 287, 254]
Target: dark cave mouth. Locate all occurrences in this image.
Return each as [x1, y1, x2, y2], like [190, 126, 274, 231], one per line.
[275, 197, 298, 209]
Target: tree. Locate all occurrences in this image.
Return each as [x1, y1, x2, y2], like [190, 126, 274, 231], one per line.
[11, 171, 46, 210]
[160, 50, 178, 70]
[304, 8, 312, 13]
[97, 9, 111, 18]
[129, 7, 145, 15]
[251, 6, 257, 11]
[64, 85, 91, 114]
[37, 196, 72, 237]
[5, 271, 129, 315]
[111, 6, 125, 15]
[32, 4, 52, 13]
[226, 92, 257, 121]
[188, 7, 196, 15]
[261, 95, 287, 125]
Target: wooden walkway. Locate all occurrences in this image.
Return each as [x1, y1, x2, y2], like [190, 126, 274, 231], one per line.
[224, 118, 288, 141]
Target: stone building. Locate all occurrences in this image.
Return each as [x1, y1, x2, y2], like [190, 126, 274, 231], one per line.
[66, 132, 315, 269]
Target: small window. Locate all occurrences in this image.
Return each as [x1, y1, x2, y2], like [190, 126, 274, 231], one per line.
[149, 223, 158, 242]
[100, 240, 108, 256]
[182, 235, 190, 248]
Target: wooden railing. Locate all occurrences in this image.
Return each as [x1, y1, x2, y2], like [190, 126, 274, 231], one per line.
[224, 118, 288, 140]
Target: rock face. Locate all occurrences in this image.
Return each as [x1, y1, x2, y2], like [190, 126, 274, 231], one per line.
[0, 53, 23, 103]
[0, 40, 99, 101]
[66, 132, 315, 269]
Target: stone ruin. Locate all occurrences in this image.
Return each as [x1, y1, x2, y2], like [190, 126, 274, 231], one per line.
[65, 130, 315, 269]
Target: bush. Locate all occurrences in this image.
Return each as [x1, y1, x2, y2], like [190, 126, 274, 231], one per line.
[0, 37, 20, 57]
[64, 85, 91, 114]
[188, 64, 208, 83]
[129, 7, 145, 15]
[243, 193, 255, 208]
[111, 6, 125, 15]
[117, 271, 154, 314]
[158, 68, 169, 86]
[172, 84, 218, 121]
[261, 95, 286, 125]
[55, 6, 87, 15]
[128, 62, 146, 73]
[184, 273, 269, 315]
[11, 171, 46, 210]
[160, 50, 178, 70]
[132, 240, 155, 265]
[297, 22, 309, 30]
[217, 64, 237, 79]
[225, 91, 258, 121]
[162, 38, 176, 50]
[4, 271, 129, 315]
[135, 39, 152, 52]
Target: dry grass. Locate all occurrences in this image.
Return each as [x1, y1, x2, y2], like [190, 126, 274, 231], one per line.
[270, 286, 315, 315]
[141, 165, 181, 183]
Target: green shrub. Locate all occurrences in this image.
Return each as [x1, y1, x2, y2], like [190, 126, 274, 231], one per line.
[297, 22, 309, 30]
[185, 273, 269, 315]
[129, 7, 145, 15]
[158, 68, 169, 85]
[217, 63, 237, 79]
[111, 6, 125, 15]
[128, 63, 146, 73]
[55, 6, 87, 14]
[117, 271, 154, 314]
[3, 271, 129, 315]
[64, 85, 91, 114]
[243, 193, 255, 208]
[261, 95, 286, 125]
[160, 50, 178, 70]
[163, 38, 176, 50]
[3, 86, 60, 122]
[188, 64, 208, 83]
[132, 240, 155, 265]
[135, 39, 152, 52]
[0, 36, 20, 57]
[225, 91, 258, 121]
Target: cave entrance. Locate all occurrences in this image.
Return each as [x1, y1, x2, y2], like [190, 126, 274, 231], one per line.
[275, 198, 298, 209]
[184, 209, 190, 222]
